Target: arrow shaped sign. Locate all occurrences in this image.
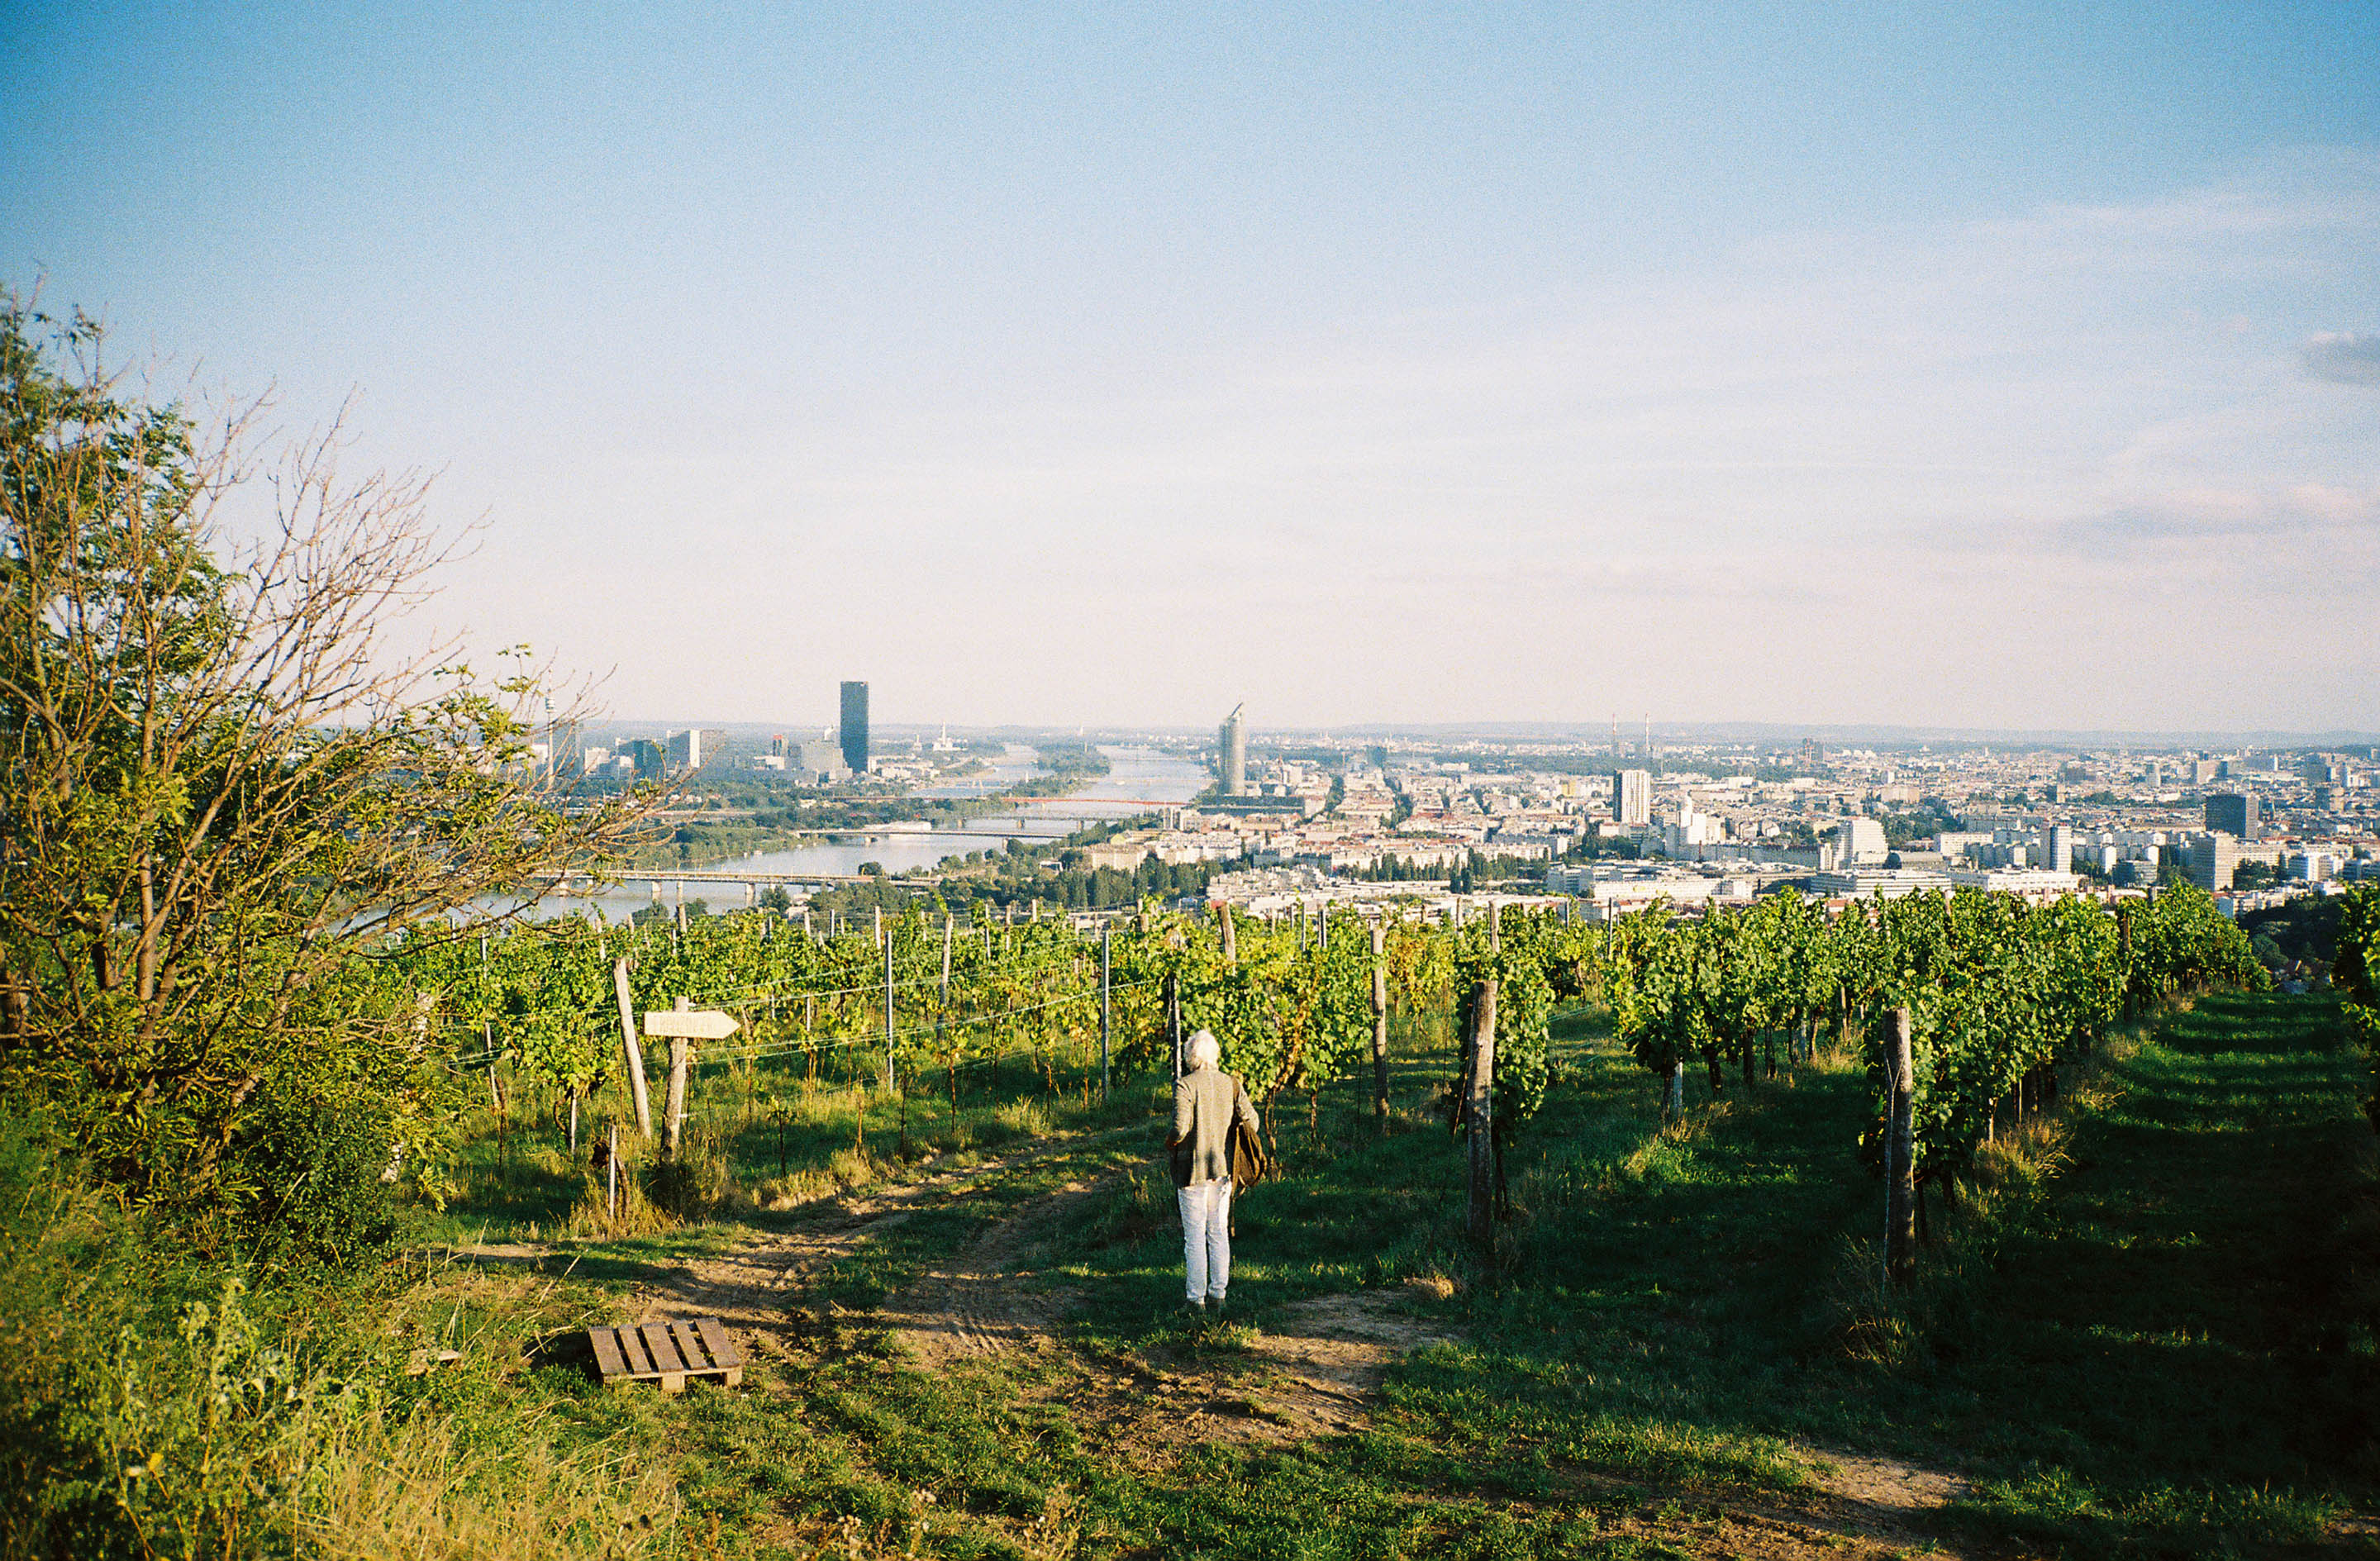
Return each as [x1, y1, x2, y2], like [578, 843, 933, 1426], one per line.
[643, 1009, 742, 1040]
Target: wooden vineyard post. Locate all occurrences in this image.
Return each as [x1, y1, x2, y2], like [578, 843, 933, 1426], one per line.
[1884, 1006, 1916, 1286]
[1218, 902, 1236, 967]
[882, 921, 897, 1092]
[663, 997, 692, 1160]
[939, 914, 954, 1118]
[1099, 922, 1112, 1104]
[607, 1123, 618, 1220]
[1369, 917, 1390, 1125]
[1167, 968, 1183, 1081]
[1466, 978, 1497, 1249]
[615, 958, 653, 1139]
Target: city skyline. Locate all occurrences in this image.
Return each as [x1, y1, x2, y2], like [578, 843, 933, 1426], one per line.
[6, 5, 2374, 731]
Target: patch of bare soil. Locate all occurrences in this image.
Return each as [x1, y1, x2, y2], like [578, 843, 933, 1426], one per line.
[877, 1178, 1102, 1369]
[1692, 1445, 2005, 1560]
[1591, 1500, 1994, 1561]
[1053, 1287, 1460, 1470]
[632, 1127, 1139, 1334]
[1798, 1445, 1970, 1513]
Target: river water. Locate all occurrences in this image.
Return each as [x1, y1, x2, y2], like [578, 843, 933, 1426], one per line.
[519, 743, 1207, 921]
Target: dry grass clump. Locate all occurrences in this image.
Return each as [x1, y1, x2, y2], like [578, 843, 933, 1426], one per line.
[297, 1411, 678, 1560]
[559, 1164, 675, 1240]
[989, 1097, 1053, 1141]
[1402, 1271, 1458, 1302]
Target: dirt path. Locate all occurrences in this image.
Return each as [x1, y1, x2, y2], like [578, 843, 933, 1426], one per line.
[1144, 1288, 1459, 1444]
[875, 1177, 1106, 1368]
[632, 1126, 1142, 1333]
[1798, 1446, 1969, 1513]
[607, 1128, 2006, 1558]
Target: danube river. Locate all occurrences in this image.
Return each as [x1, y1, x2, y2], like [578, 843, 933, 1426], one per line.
[518, 744, 1207, 921]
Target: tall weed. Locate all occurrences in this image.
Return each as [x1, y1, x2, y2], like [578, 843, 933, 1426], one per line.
[0, 1114, 682, 1559]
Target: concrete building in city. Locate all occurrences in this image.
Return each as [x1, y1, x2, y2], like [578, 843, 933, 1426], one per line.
[839, 682, 870, 773]
[1612, 768, 1651, 827]
[1835, 816, 1887, 864]
[666, 727, 728, 772]
[621, 737, 665, 780]
[1949, 867, 2082, 899]
[2205, 792, 2258, 839]
[795, 739, 849, 784]
[1811, 867, 1953, 900]
[2187, 831, 2242, 892]
[2041, 823, 2074, 873]
[1218, 704, 1248, 796]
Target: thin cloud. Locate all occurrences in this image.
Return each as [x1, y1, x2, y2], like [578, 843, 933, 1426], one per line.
[2055, 483, 2380, 560]
[2304, 332, 2380, 385]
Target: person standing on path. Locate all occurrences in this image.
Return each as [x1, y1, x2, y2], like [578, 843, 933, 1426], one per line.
[1169, 1028, 1259, 1315]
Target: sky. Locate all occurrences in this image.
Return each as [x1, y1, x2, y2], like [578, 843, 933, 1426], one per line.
[6, 2, 2376, 735]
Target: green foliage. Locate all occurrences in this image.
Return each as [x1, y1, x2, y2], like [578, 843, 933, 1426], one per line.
[2335, 881, 2380, 1130]
[0, 296, 654, 1245]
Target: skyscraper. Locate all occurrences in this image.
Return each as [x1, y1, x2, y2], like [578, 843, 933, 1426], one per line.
[666, 728, 728, 771]
[1613, 769, 1651, 828]
[840, 682, 870, 774]
[1218, 703, 1247, 795]
[2204, 792, 2257, 839]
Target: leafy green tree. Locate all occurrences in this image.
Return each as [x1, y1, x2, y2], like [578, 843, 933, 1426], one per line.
[0, 297, 651, 1246]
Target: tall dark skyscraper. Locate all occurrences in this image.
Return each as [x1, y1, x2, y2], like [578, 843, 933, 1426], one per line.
[2204, 792, 2257, 838]
[840, 681, 870, 774]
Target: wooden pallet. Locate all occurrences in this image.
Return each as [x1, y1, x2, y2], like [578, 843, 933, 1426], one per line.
[589, 1316, 743, 1393]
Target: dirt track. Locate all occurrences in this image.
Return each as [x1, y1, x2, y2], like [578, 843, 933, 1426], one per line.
[613, 1131, 2019, 1559]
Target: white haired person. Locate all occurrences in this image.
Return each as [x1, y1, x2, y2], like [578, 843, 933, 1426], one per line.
[1169, 1028, 1259, 1316]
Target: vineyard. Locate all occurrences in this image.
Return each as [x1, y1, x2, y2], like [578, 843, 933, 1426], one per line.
[400, 881, 2268, 1254]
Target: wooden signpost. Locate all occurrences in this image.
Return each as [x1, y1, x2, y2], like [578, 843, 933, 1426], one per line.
[644, 1001, 741, 1158]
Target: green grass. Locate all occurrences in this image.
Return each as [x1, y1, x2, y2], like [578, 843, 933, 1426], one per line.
[1933, 992, 2376, 1554]
[359, 991, 2380, 1556]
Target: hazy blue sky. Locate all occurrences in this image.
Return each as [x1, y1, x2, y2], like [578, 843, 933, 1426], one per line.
[7, 3, 2376, 732]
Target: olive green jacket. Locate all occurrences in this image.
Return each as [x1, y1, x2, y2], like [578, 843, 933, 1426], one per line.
[1170, 1064, 1258, 1188]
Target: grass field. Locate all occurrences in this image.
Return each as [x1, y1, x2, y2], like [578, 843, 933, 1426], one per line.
[13, 990, 2371, 1558]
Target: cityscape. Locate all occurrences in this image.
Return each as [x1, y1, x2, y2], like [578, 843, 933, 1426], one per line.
[572, 680, 2378, 954]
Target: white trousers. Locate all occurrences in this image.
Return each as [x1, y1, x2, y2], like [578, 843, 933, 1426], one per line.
[1178, 1176, 1233, 1302]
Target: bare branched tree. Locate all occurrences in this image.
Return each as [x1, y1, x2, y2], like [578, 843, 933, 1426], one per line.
[0, 293, 662, 1215]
